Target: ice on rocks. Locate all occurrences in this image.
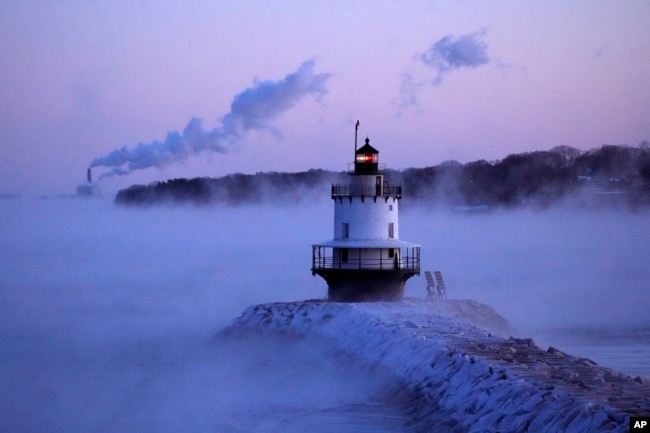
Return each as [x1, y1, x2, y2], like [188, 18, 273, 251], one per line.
[220, 299, 649, 433]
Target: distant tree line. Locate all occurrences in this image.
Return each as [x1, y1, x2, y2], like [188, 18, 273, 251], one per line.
[115, 143, 650, 209]
[115, 169, 344, 206]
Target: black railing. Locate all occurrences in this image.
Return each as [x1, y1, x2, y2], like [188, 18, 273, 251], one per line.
[312, 256, 420, 271]
[331, 183, 402, 199]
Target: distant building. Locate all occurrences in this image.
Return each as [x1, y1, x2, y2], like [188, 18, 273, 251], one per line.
[76, 168, 97, 196]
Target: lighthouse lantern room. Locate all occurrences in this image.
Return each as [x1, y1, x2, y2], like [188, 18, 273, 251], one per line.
[312, 124, 420, 302]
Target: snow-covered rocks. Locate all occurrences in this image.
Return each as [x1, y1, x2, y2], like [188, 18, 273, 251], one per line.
[220, 299, 649, 433]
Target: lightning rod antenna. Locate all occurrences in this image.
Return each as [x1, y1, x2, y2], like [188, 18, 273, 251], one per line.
[354, 120, 360, 161]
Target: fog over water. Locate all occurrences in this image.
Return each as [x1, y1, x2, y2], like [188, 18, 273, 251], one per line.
[1, 197, 648, 432]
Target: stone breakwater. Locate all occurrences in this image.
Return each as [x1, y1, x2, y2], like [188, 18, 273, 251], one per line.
[220, 299, 650, 433]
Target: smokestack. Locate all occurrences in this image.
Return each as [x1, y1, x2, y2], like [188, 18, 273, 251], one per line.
[87, 168, 92, 184]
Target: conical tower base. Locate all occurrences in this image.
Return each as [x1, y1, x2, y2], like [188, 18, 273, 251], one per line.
[317, 269, 417, 302]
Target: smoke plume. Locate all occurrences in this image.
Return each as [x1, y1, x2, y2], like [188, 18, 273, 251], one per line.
[90, 60, 331, 178]
[394, 29, 491, 113]
[419, 29, 490, 85]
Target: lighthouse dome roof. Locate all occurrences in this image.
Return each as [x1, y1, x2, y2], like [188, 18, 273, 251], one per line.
[356, 138, 378, 155]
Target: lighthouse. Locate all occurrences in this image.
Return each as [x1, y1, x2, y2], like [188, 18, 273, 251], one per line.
[311, 124, 420, 302]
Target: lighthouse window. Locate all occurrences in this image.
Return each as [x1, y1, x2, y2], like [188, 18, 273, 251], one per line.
[342, 222, 349, 239]
[389, 205, 393, 211]
[388, 222, 394, 238]
[341, 249, 349, 262]
[388, 249, 395, 258]
[355, 154, 377, 163]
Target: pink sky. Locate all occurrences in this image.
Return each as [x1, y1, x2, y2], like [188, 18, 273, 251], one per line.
[1, 1, 649, 195]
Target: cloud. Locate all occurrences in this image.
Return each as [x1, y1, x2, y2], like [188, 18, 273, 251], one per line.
[419, 29, 490, 85]
[392, 71, 426, 115]
[394, 29, 491, 113]
[90, 60, 331, 178]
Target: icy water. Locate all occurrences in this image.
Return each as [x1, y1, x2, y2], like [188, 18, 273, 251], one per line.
[535, 326, 650, 378]
[1, 323, 410, 433]
[1, 197, 649, 432]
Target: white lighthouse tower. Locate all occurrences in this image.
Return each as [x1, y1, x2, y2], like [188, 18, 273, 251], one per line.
[312, 124, 420, 302]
